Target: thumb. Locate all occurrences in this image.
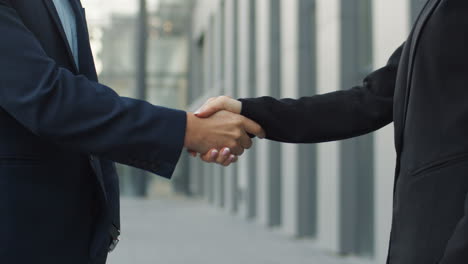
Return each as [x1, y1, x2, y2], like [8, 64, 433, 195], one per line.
[242, 117, 266, 139]
[194, 98, 221, 118]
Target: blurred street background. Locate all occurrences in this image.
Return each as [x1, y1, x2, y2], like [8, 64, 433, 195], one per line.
[80, 0, 427, 263]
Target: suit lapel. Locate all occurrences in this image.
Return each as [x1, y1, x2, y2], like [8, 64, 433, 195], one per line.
[397, 0, 441, 151]
[42, 0, 79, 73]
[68, 0, 99, 81]
[46, 0, 107, 208]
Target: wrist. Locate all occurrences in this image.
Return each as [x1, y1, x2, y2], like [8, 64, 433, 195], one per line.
[221, 96, 242, 114]
[233, 99, 242, 114]
[184, 112, 202, 150]
[184, 113, 194, 149]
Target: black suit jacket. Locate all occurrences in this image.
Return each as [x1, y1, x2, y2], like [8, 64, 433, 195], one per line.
[0, 1, 186, 263]
[240, 0, 468, 263]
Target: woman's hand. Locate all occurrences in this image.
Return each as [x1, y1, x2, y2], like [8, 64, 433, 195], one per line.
[190, 96, 263, 166]
[195, 96, 242, 118]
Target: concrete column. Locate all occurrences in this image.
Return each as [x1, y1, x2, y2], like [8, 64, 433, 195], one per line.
[339, 0, 375, 255]
[372, 0, 409, 262]
[223, 0, 239, 213]
[203, 18, 215, 204]
[279, 0, 318, 238]
[255, 0, 282, 227]
[212, 166, 224, 207]
[211, 5, 225, 208]
[190, 157, 204, 196]
[315, 0, 341, 253]
[280, 0, 300, 236]
[203, 163, 213, 203]
[188, 157, 199, 195]
[236, 0, 257, 219]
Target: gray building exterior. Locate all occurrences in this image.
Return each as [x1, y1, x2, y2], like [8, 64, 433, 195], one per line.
[97, 1, 192, 196]
[185, 0, 426, 263]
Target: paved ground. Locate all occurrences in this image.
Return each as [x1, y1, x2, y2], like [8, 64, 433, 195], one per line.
[108, 197, 366, 264]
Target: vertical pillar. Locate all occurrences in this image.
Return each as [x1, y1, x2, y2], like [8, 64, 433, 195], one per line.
[315, 0, 341, 253]
[280, 0, 317, 238]
[212, 166, 224, 207]
[215, 1, 226, 208]
[372, 0, 409, 262]
[190, 156, 205, 196]
[255, 0, 282, 227]
[202, 164, 210, 201]
[224, 0, 239, 213]
[210, 12, 224, 206]
[188, 33, 205, 198]
[339, 0, 375, 256]
[237, 0, 257, 219]
[203, 16, 215, 204]
[280, 0, 300, 236]
[131, 0, 149, 197]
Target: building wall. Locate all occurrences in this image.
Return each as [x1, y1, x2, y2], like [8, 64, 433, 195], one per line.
[187, 0, 416, 263]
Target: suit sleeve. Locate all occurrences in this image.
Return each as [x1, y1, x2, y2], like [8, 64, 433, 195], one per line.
[239, 45, 404, 144]
[0, 3, 186, 178]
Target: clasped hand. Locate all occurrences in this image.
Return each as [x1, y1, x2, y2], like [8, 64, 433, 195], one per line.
[184, 96, 264, 167]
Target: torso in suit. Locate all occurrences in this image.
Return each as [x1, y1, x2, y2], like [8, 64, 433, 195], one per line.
[0, 1, 187, 263]
[240, 0, 468, 263]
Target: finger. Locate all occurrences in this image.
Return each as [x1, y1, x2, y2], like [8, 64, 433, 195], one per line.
[239, 131, 253, 149]
[193, 97, 216, 118]
[242, 117, 266, 139]
[229, 142, 244, 156]
[200, 149, 220, 163]
[222, 155, 236, 167]
[231, 155, 238, 163]
[194, 97, 223, 118]
[198, 97, 217, 112]
[215, 148, 231, 164]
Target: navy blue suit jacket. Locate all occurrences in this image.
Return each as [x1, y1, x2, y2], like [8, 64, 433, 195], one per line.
[0, 0, 186, 263]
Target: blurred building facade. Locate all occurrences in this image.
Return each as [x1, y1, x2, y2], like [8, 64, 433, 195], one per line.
[185, 0, 426, 263]
[89, 0, 192, 196]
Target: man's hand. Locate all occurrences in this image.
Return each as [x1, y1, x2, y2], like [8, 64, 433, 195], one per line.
[184, 110, 265, 165]
[190, 96, 264, 166]
[194, 96, 242, 118]
[190, 147, 239, 167]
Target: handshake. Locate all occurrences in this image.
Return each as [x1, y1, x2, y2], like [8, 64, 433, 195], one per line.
[184, 96, 265, 167]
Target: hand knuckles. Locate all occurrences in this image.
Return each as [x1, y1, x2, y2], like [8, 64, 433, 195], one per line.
[233, 131, 242, 139]
[219, 95, 230, 101]
[227, 140, 238, 149]
[234, 119, 243, 126]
